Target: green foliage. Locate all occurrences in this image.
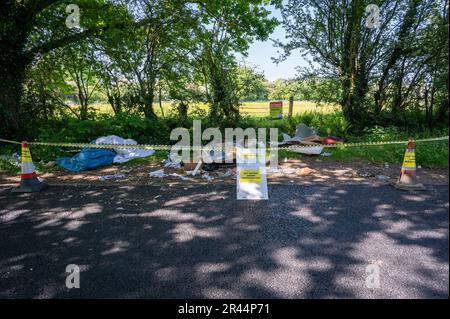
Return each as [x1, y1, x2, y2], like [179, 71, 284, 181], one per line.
[1, 109, 447, 170]
[280, 0, 449, 130]
[239, 112, 350, 138]
[0, 158, 20, 174]
[236, 66, 269, 101]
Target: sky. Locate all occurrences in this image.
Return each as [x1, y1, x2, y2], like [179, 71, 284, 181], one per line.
[241, 5, 308, 82]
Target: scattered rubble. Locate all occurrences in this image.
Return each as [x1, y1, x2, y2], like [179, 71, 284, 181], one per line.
[45, 161, 57, 167]
[169, 173, 193, 181]
[222, 169, 232, 178]
[163, 158, 182, 169]
[202, 172, 214, 182]
[149, 169, 168, 178]
[357, 171, 373, 178]
[98, 173, 126, 181]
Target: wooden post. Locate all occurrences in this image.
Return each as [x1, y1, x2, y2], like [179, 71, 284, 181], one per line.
[288, 96, 294, 118]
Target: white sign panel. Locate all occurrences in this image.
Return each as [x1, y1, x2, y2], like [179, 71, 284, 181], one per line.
[236, 143, 268, 200]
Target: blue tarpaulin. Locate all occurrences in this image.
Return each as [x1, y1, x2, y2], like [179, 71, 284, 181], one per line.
[57, 148, 116, 172]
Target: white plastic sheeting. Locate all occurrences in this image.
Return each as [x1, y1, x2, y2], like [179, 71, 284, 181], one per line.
[94, 135, 155, 163]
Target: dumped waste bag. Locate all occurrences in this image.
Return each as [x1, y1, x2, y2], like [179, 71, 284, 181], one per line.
[57, 148, 116, 172]
[94, 135, 155, 164]
[56, 135, 156, 172]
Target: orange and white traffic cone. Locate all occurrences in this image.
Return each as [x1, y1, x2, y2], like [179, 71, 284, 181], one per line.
[393, 139, 425, 191]
[12, 142, 47, 193]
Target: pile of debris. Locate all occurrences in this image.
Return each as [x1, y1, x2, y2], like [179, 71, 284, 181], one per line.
[276, 123, 343, 155]
[148, 155, 235, 183]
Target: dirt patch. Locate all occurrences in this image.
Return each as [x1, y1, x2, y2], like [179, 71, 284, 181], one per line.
[1, 156, 448, 187]
[270, 156, 448, 186]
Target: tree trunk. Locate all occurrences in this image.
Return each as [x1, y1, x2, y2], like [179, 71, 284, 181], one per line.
[436, 98, 449, 122]
[374, 0, 420, 114]
[178, 101, 188, 124]
[340, 0, 363, 128]
[0, 63, 25, 136]
[0, 52, 29, 136]
[107, 92, 122, 115]
[0, 11, 30, 137]
[158, 85, 165, 118]
[142, 91, 156, 119]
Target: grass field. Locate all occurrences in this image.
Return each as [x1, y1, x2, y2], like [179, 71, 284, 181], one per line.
[91, 100, 337, 117]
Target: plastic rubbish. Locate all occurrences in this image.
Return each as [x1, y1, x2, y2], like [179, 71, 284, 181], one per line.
[94, 135, 155, 163]
[296, 123, 318, 140]
[57, 135, 155, 171]
[191, 161, 202, 176]
[149, 169, 168, 178]
[98, 173, 126, 181]
[279, 124, 343, 148]
[202, 172, 214, 181]
[45, 161, 57, 167]
[222, 169, 232, 178]
[321, 152, 333, 157]
[57, 148, 116, 172]
[163, 155, 182, 169]
[322, 136, 344, 145]
[169, 173, 192, 181]
[290, 145, 324, 155]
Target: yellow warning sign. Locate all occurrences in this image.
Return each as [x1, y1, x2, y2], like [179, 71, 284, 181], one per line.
[402, 151, 416, 169]
[21, 146, 32, 163]
[240, 169, 262, 183]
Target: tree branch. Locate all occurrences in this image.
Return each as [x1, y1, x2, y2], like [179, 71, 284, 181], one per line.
[25, 18, 151, 59]
[25, 0, 59, 20]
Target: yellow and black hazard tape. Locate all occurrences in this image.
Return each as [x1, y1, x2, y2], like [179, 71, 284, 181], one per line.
[283, 136, 449, 151]
[0, 136, 448, 152]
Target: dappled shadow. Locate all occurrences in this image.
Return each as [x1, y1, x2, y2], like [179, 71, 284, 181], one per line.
[0, 182, 448, 298]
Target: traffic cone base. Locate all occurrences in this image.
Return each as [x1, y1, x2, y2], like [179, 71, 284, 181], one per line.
[12, 142, 47, 193]
[393, 180, 425, 191]
[393, 139, 426, 191]
[12, 179, 48, 193]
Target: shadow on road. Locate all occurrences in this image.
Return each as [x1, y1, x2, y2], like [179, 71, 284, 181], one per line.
[0, 183, 448, 298]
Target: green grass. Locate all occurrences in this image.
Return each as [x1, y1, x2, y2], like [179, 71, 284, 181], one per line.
[329, 141, 449, 168]
[90, 100, 337, 117]
[276, 140, 448, 168]
[119, 151, 167, 166]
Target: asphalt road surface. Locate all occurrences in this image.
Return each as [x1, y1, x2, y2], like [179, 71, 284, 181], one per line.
[0, 182, 448, 298]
